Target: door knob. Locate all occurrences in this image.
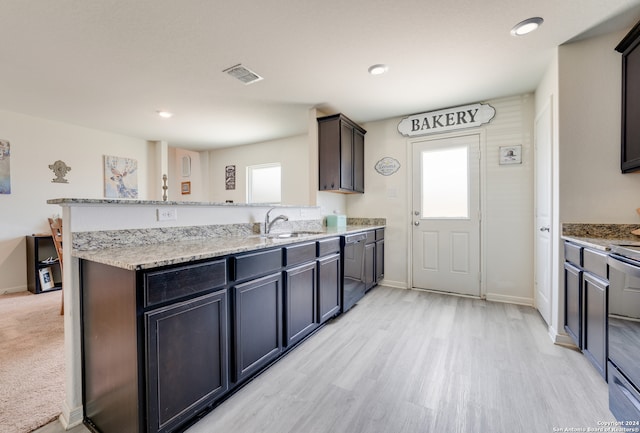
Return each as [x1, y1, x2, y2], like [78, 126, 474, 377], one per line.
[414, 211, 420, 216]
[539, 227, 550, 232]
[414, 221, 420, 226]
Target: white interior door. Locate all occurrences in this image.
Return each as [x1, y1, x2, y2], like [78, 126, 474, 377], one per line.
[411, 134, 481, 297]
[534, 99, 553, 325]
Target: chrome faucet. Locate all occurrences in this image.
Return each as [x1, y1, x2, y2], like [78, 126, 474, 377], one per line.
[265, 207, 288, 234]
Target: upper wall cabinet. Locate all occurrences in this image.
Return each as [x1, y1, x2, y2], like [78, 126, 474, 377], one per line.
[616, 20, 640, 173]
[318, 113, 366, 193]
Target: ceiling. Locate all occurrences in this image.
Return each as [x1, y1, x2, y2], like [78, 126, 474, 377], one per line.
[2, 0, 640, 151]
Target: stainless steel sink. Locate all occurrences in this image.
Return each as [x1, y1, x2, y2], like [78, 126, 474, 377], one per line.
[264, 231, 323, 239]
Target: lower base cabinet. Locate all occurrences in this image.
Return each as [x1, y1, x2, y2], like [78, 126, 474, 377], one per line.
[285, 262, 318, 347]
[146, 290, 228, 433]
[563, 241, 609, 380]
[233, 272, 283, 383]
[583, 273, 608, 379]
[318, 253, 341, 323]
[81, 230, 385, 433]
[564, 262, 583, 348]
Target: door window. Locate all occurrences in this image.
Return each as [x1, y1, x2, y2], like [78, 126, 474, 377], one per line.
[421, 145, 469, 218]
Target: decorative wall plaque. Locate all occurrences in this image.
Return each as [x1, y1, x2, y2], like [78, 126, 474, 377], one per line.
[49, 160, 71, 183]
[397, 103, 496, 137]
[225, 165, 236, 190]
[375, 157, 401, 176]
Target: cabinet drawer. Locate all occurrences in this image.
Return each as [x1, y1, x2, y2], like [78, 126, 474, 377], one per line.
[284, 242, 316, 267]
[144, 260, 227, 307]
[564, 242, 583, 266]
[317, 237, 340, 257]
[583, 248, 608, 280]
[365, 230, 375, 244]
[608, 362, 640, 423]
[233, 249, 282, 282]
[375, 229, 385, 241]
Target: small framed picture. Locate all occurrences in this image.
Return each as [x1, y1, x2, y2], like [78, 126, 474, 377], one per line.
[181, 181, 191, 195]
[39, 267, 55, 291]
[499, 145, 522, 165]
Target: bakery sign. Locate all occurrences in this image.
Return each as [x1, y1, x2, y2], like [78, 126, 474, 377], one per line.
[397, 103, 496, 137]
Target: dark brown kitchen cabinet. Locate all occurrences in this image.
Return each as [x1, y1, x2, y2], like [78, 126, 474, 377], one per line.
[317, 237, 341, 323]
[318, 113, 366, 193]
[616, 20, 640, 173]
[284, 262, 318, 347]
[583, 272, 608, 379]
[564, 261, 583, 348]
[375, 229, 385, 283]
[146, 290, 228, 433]
[562, 240, 608, 380]
[364, 229, 385, 292]
[233, 272, 283, 383]
[81, 258, 228, 433]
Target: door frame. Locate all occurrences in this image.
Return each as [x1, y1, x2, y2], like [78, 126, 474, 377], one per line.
[406, 129, 487, 298]
[533, 95, 553, 325]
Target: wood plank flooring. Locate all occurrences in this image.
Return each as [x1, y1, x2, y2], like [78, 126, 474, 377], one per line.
[39, 286, 615, 433]
[187, 286, 614, 433]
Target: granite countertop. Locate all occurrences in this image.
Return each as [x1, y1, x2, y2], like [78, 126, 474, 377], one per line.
[562, 223, 640, 251]
[74, 224, 384, 270]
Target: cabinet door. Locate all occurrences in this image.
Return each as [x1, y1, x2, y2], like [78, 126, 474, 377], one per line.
[233, 272, 283, 383]
[564, 262, 582, 349]
[146, 289, 228, 433]
[340, 120, 354, 191]
[375, 239, 384, 283]
[353, 128, 365, 192]
[285, 262, 318, 347]
[583, 273, 608, 379]
[364, 242, 376, 291]
[318, 253, 341, 324]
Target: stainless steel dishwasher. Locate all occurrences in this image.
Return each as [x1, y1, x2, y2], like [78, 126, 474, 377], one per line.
[607, 246, 640, 423]
[342, 233, 366, 312]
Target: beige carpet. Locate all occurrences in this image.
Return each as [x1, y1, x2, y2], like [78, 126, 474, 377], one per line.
[0, 291, 64, 433]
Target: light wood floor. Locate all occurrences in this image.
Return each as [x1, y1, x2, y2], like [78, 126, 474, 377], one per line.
[40, 286, 615, 433]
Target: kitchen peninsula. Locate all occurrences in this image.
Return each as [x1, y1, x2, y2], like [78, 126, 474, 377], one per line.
[48, 198, 385, 433]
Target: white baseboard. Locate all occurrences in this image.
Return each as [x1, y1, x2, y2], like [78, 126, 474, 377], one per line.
[59, 400, 83, 430]
[378, 279, 406, 289]
[1, 285, 28, 295]
[485, 292, 534, 306]
[548, 326, 578, 348]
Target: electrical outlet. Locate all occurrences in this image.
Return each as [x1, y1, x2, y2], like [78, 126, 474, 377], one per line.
[157, 208, 177, 221]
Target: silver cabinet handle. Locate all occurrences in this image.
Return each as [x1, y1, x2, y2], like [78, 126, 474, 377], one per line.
[414, 221, 420, 226]
[539, 227, 550, 232]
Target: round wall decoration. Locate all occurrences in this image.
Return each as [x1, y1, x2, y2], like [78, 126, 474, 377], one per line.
[375, 157, 401, 176]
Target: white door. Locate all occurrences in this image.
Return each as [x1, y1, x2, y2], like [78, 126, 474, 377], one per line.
[411, 133, 481, 297]
[534, 99, 553, 325]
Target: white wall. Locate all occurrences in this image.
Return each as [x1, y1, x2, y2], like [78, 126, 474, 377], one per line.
[207, 134, 311, 205]
[169, 147, 206, 202]
[538, 27, 640, 341]
[348, 94, 535, 302]
[0, 110, 150, 294]
[558, 28, 640, 223]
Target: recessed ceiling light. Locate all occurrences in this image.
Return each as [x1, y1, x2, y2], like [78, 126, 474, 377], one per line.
[510, 17, 544, 36]
[368, 64, 389, 75]
[157, 110, 173, 119]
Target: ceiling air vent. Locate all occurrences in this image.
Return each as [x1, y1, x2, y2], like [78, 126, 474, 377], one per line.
[223, 64, 263, 85]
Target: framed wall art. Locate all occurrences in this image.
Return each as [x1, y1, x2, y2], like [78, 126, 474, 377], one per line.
[0, 139, 10, 194]
[104, 155, 138, 198]
[499, 145, 522, 165]
[181, 181, 191, 195]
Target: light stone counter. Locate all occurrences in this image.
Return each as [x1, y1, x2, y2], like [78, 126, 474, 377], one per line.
[562, 223, 640, 251]
[74, 224, 385, 270]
